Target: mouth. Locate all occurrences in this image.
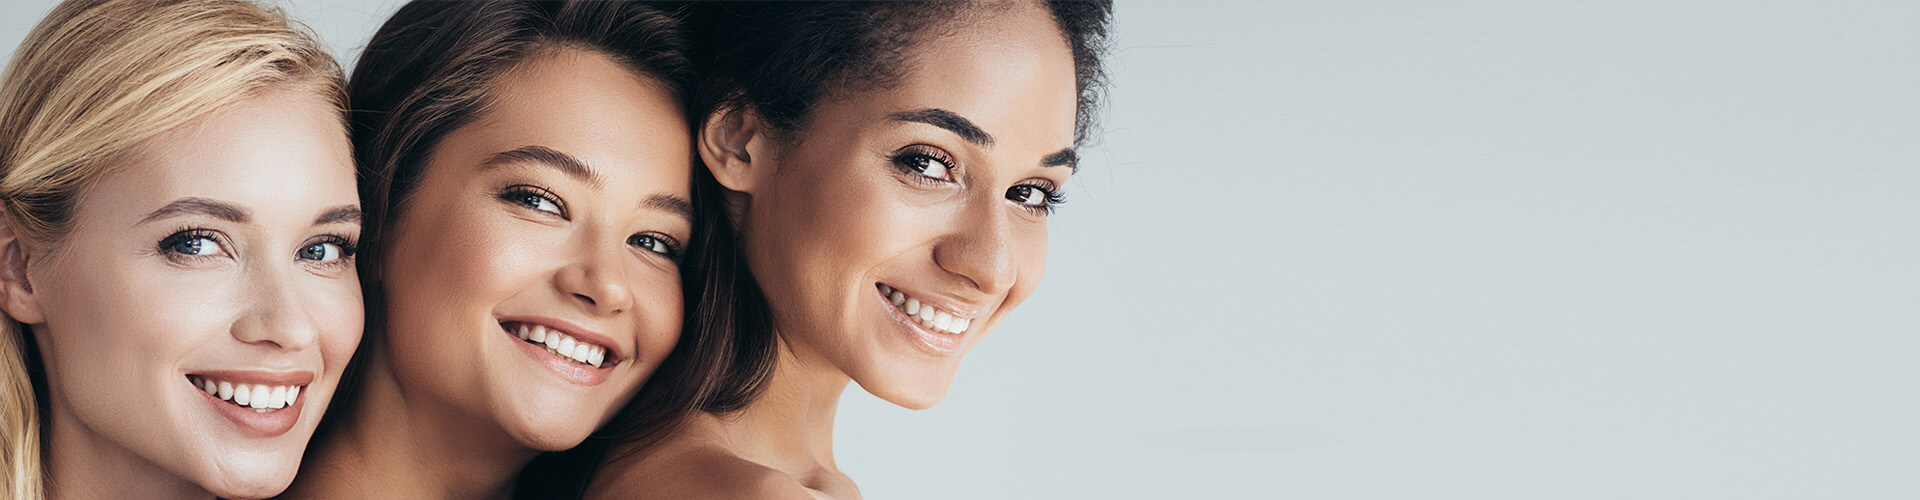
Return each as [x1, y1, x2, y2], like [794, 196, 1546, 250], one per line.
[186, 375, 305, 413]
[501, 321, 618, 369]
[877, 283, 974, 335]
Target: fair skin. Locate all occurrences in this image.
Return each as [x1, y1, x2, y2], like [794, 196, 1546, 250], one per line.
[283, 48, 690, 500]
[589, 4, 1079, 499]
[0, 88, 362, 500]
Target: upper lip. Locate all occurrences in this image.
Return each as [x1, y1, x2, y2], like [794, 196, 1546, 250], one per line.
[496, 315, 626, 365]
[877, 283, 987, 319]
[182, 370, 315, 386]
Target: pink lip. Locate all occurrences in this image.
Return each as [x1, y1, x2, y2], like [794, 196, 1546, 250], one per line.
[876, 287, 966, 355]
[184, 370, 313, 438]
[497, 315, 622, 386]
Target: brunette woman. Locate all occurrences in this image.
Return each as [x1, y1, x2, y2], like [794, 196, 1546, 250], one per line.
[581, 2, 1114, 498]
[282, 2, 748, 498]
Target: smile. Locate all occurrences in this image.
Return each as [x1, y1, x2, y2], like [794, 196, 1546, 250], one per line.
[503, 321, 612, 368]
[187, 375, 304, 413]
[877, 283, 973, 335]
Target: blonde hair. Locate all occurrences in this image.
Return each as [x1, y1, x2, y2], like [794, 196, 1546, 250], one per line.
[0, 0, 343, 497]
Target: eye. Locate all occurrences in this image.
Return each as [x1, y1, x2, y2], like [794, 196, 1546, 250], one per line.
[891, 146, 957, 182]
[296, 237, 355, 263]
[1006, 184, 1065, 214]
[499, 185, 567, 218]
[627, 233, 678, 257]
[160, 230, 226, 258]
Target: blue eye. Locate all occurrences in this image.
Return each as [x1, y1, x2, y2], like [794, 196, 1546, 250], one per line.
[161, 230, 225, 258]
[297, 241, 346, 262]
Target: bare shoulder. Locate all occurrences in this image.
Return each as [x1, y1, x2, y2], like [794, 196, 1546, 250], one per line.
[587, 440, 819, 500]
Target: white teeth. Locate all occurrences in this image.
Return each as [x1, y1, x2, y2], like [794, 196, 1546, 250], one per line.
[882, 286, 974, 335]
[190, 376, 303, 412]
[511, 323, 610, 367]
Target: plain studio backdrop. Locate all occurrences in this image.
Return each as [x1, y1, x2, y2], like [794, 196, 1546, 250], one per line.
[5, 1, 1917, 498]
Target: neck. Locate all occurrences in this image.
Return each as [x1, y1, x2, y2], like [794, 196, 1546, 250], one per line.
[44, 397, 210, 500]
[284, 344, 537, 500]
[714, 336, 848, 475]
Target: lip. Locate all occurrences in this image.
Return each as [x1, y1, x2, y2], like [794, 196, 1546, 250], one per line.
[184, 370, 313, 438]
[876, 285, 968, 355]
[497, 315, 623, 386]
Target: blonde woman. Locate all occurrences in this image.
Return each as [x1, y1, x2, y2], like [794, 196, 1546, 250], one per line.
[0, 1, 360, 499]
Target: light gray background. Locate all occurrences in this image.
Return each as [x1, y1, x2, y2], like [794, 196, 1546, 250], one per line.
[5, 1, 1916, 498]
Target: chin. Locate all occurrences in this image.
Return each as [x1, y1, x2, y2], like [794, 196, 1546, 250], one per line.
[861, 369, 957, 411]
[198, 466, 296, 500]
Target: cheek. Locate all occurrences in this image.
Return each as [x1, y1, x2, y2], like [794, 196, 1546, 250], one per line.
[316, 278, 364, 372]
[632, 276, 684, 366]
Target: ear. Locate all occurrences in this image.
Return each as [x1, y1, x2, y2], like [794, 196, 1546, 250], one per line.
[697, 106, 774, 194]
[0, 215, 43, 325]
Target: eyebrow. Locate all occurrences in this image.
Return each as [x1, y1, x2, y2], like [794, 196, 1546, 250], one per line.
[314, 205, 363, 226]
[1041, 148, 1079, 173]
[890, 108, 993, 147]
[139, 197, 250, 225]
[480, 145, 605, 187]
[644, 194, 693, 223]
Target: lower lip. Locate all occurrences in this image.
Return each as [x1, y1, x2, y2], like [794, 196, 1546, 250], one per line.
[195, 382, 304, 437]
[878, 288, 967, 355]
[506, 329, 615, 386]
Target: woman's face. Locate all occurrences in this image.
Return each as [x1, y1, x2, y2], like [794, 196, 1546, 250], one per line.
[7, 89, 362, 498]
[730, 5, 1079, 409]
[379, 49, 689, 451]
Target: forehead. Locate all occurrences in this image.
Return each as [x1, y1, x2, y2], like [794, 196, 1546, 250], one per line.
[834, 5, 1079, 150]
[91, 90, 355, 218]
[470, 49, 692, 191]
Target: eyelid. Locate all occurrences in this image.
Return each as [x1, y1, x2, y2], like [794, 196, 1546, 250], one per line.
[499, 184, 569, 219]
[890, 144, 959, 183]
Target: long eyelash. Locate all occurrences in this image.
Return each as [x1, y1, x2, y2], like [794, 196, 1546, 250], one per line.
[497, 184, 567, 218]
[889, 145, 958, 184]
[636, 232, 685, 261]
[317, 234, 360, 258]
[1017, 181, 1068, 215]
[156, 227, 222, 260]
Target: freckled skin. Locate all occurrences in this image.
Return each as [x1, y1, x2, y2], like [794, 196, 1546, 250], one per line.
[0, 89, 362, 500]
[588, 5, 1081, 500]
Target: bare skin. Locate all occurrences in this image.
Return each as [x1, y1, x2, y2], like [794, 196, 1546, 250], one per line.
[281, 49, 691, 500]
[0, 89, 361, 500]
[587, 4, 1081, 499]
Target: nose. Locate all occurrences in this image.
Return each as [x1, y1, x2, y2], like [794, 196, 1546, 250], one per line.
[933, 203, 1018, 294]
[231, 268, 320, 352]
[554, 235, 633, 317]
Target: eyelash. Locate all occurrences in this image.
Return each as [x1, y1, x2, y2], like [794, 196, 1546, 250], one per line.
[628, 233, 683, 260]
[1007, 182, 1067, 215]
[498, 184, 568, 219]
[890, 145, 958, 184]
[157, 229, 360, 269]
[890, 145, 1067, 215]
[158, 228, 227, 263]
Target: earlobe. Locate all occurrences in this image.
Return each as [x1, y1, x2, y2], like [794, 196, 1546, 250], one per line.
[698, 106, 769, 193]
[0, 216, 44, 325]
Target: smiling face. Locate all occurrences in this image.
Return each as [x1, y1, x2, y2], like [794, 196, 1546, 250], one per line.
[11, 89, 361, 498]
[377, 48, 690, 451]
[724, 4, 1080, 409]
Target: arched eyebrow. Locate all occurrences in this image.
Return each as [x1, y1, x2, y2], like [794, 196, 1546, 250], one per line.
[480, 145, 606, 188]
[314, 205, 363, 226]
[1041, 148, 1078, 173]
[139, 197, 249, 225]
[890, 108, 992, 147]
